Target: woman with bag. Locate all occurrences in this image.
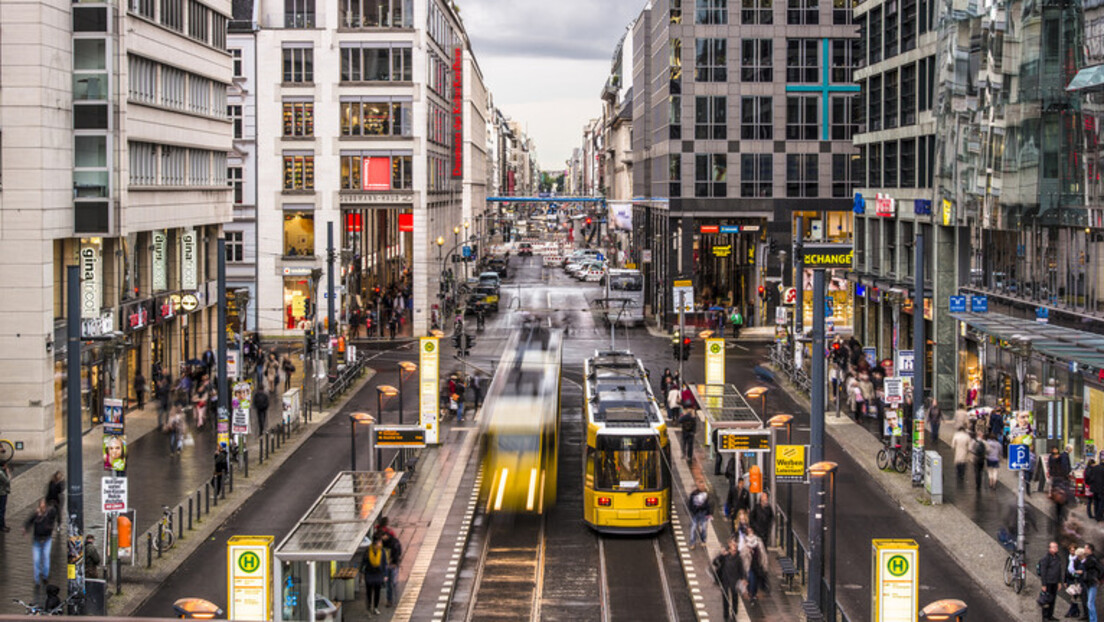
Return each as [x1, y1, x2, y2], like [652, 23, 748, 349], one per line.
[360, 535, 389, 615]
[1065, 545, 1084, 619]
[712, 537, 746, 621]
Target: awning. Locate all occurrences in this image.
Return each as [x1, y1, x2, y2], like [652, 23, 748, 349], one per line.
[1067, 64, 1104, 92]
[275, 471, 400, 562]
[693, 383, 763, 427]
[950, 311, 1104, 369]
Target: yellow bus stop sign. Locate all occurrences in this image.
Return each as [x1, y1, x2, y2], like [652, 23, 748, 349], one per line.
[872, 539, 919, 622]
[228, 535, 273, 622]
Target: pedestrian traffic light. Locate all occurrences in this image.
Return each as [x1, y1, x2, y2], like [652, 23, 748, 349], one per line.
[758, 285, 766, 299]
[585, 217, 592, 226]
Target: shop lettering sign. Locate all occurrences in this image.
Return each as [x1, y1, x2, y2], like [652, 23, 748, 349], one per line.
[451, 46, 464, 179]
[80, 244, 102, 318]
[180, 229, 198, 291]
[801, 244, 854, 269]
[152, 231, 167, 292]
[341, 193, 415, 205]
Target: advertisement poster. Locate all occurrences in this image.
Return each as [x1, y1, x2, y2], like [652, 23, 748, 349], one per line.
[103, 398, 124, 435]
[232, 381, 252, 435]
[103, 435, 127, 472]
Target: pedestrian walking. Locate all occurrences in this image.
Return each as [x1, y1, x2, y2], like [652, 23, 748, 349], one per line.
[952, 427, 971, 485]
[985, 434, 1002, 489]
[970, 432, 986, 492]
[134, 371, 147, 410]
[0, 462, 11, 533]
[45, 471, 63, 516]
[1065, 544, 1084, 619]
[928, 398, 942, 449]
[750, 489, 775, 546]
[359, 535, 388, 615]
[661, 368, 674, 396]
[213, 449, 228, 497]
[679, 408, 698, 462]
[167, 406, 185, 455]
[726, 477, 751, 523]
[1086, 458, 1104, 522]
[687, 485, 713, 549]
[23, 498, 59, 599]
[471, 374, 484, 409]
[1038, 541, 1064, 621]
[1080, 543, 1103, 622]
[381, 530, 402, 607]
[84, 535, 101, 579]
[739, 530, 770, 603]
[666, 384, 681, 422]
[713, 538, 746, 621]
[282, 355, 295, 392]
[156, 376, 170, 430]
[254, 389, 270, 435]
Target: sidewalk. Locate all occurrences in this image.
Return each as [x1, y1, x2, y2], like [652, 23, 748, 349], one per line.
[0, 352, 313, 614]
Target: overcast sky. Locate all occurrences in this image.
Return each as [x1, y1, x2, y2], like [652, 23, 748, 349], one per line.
[460, 0, 644, 171]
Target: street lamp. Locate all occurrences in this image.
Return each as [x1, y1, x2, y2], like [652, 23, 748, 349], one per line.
[397, 362, 417, 425]
[348, 412, 374, 471]
[172, 597, 223, 619]
[376, 385, 399, 469]
[769, 414, 794, 558]
[809, 461, 839, 618]
[919, 599, 968, 621]
[746, 386, 769, 418]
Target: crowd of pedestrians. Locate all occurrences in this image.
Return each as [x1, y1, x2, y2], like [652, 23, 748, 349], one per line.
[347, 281, 413, 340]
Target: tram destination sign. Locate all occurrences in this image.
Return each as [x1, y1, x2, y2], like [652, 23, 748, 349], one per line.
[717, 429, 771, 453]
[801, 243, 854, 269]
[373, 426, 427, 448]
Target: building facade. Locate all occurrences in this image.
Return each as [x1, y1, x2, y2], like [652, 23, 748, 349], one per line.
[0, 0, 234, 458]
[227, 0, 259, 332]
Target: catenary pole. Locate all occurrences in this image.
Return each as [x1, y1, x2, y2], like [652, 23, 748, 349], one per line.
[912, 232, 926, 487]
[66, 265, 85, 610]
[807, 268, 826, 609]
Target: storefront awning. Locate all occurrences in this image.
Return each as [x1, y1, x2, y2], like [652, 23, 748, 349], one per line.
[275, 471, 400, 562]
[950, 311, 1104, 369]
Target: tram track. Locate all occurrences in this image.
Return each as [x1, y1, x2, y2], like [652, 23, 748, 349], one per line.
[462, 510, 547, 621]
[598, 532, 686, 622]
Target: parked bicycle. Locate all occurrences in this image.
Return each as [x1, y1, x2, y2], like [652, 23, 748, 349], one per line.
[0, 433, 14, 464]
[155, 505, 175, 553]
[12, 587, 80, 615]
[998, 528, 1026, 593]
[876, 437, 910, 473]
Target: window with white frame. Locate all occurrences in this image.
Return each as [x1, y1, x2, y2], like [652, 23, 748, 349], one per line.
[339, 44, 412, 82]
[340, 97, 413, 137]
[228, 165, 243, 203]
[129, 141, 157, 186]
[285, 0, 315, 27]
[283, 152, 315, 190]
[283, 99, 314, 136]
[231, 49, 243, 77]
[338, 0, 414, 28]
[696, 0, 727, 24]
[228, 105, 242, 138]
[225, 230, 244, 262]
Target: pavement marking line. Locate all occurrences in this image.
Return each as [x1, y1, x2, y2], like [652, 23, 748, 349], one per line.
[390, 428, 478, 622]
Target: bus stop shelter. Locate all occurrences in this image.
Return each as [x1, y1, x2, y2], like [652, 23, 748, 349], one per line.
[273, 471, 400, 622]
[692, 383, 766, 478]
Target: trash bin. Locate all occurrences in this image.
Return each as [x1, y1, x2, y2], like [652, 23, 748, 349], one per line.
[84, 579, 107, 616]
[924, 450, 943, 504]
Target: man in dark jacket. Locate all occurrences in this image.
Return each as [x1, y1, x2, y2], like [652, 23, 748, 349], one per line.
[1085, 457, 1104, 521]
[1080, 543, 1103, 622]
[254, 389, 270, 435]
[750, 490, 775, 545]
[713, 538, 746, 621]
[726, 477, 751, 521]
[1039, 540, 1064, 621]
[679, 409, 698, 462]
[23, 499, 58, 601]
[687, 485, 713, 549]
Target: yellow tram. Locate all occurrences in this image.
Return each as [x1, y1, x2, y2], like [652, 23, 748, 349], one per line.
[583, 350, 671, 533]
[480, 328, 563, 514]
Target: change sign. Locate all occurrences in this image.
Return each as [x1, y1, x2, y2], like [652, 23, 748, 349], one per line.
[775, 445, 808, 483]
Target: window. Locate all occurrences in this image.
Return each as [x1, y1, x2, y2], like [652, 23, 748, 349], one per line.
[228, 105, 242, 138]
[129, 142, 156, 186]
[283, 153, 315, 190]
[741, 39, 773, 82]
[901, 63, 916, 125]
[695, 38, 727, 82]
[741, 96, 772, 140]
[212, 13, 227, 50]
[855, 145, 866, 188]
[694, 154, 727, 197]
[671, 0, 682, 22]
[161, 146, 186, 186]
[830, 94, 859, 140]
[133, 0, 155, 19]
[696, 0, 727, 24]
[283, 100, 314, 136]
[232, 49, 243, 77]
[283, 47, 314, 83]
[283, 211, 315, 257]
[188, 1, 209, 43]
[831, 39, 856, 83]
[338, 0, 414, 28]
[868, 142, 881, 187]
[161, 0, 183, 31]
[919, 56, 934, 111]
[593, 436, 664, 492]
[868, 74, 881, 131]
[741, 153, 773, 197]
[671, 38, 682, 90]
[669, 95, 682, 139]
[162, 66, 186, 109]
[228, 165, 243, 203]
[787, 39, 819, 83]
[831, 153, 857, 197]
[695, 96, 726, 140]
[742, 0, 773, 24]
[787, 0, 818, 24]
[75, 135, 108, 198]
[128, 55, 157, 104]
[340, 98, 413, 137]
[786, 96, 818, 140]
[883, 140, 898, 187]
[285, 0, 315, 28]
[189, 149, 210, 185]
[900, 138, 916, 188]
[786, 154, 818, 197]
[884, 69, 898, 129]
[340, 45, 412, 82]
[868, 8, 882, 64]
[901, 0, 916, 51]
[833, 0, 852, 23]
[226, 231, 244, 262]
[339, 153, 412, 190]
[884, 0, 898, 57]
[669, 154, 681, 197]
[73, 39, 108, 101]
[188, 74, 211, 115]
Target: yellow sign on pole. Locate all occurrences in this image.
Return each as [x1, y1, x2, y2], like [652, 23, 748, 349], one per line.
[419, 337, 440, 444]
[872, 539, 919, 622]
[705, 338, 725, 385]
[227, 535, 273, 622]
[774, 444, 807, 483]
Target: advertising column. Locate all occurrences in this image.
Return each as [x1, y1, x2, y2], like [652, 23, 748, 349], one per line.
[419, 337, 440, 444]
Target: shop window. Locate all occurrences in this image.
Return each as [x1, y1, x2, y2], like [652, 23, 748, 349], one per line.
[742, 0, 773, 24]
[741, 39, 773, 82]
[694, 153, 727, 197]
[788, 0, 818, 24]
[392, 155, 412, 189]
[695, 96, 726, 140]
[283, 211, 315, 257]
[741, 153, 773, 197]
[786, 153, 818, 197]
[694, 38, 727, 82]
[340, 98, 412, 136]
[786, 96, 818, 140]
[283, 153, 315, 191]
[741, 96, 772, 140]
[283, 101, 314, 137]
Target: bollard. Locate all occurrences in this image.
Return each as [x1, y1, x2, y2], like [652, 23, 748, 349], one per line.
[146, 533, 152, 568]
[157, 523, 163, 558]
[243, 446, 249, 478]
[178, 506, 184, 540]
[196, 489, 202, 522]
[259, 434, 265, 464]
[207, 482, 213, 510]
[228, 462, 234, 495]
[188, 498, 193, 531]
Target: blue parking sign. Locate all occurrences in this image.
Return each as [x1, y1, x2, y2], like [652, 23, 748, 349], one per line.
[1008, 444, 1030, 471]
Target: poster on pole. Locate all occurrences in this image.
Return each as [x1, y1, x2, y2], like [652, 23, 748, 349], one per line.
[232, 381, 252, 435]
[103, 398, 124, 435]
[102, 477, 128, 512]
[872, 539, 919, 622]
[419, 337, 440, 444]
[227, 536, 273, 622]
[672, 279, 695, 312]
[705, 338, 725, 385]
[884, 377, 904, 405]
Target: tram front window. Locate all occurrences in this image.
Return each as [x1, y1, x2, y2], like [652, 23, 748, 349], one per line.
[498, 434, 540, 454]
[595, 435, 662, 490]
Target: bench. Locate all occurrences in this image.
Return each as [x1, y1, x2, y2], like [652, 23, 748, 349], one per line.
[778, 555, 798, 590]
[802, 600, 825, 621]
[396, 456, 418, 494]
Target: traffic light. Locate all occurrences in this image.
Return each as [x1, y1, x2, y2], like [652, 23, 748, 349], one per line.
[757, 285, 766, 300]
[373, 286, 381, 295]
[585, 217, 592, 226]
[305, 327, 315, 353]
[683, 337, 691, 346]
[769, 237, 779, 254]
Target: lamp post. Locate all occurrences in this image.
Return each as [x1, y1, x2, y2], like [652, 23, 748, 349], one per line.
[769, 414, 794, 558]
[463, 220, 471, 279]
[376, 385, 398, 469]
[747, 386, 768, 419]
[919, 599, 968, 621]
[396, 362, 417, 425]
[172, 597, 223, 619]
[348, 412, 373, 471]
[809, 461, 839, 618]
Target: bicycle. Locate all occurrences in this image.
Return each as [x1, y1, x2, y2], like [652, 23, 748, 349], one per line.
[12, 589, 81, 615]
[1003, 547, 1026, 593]
[0, 434, 14, 464]
[155, 505, 175, 553]
[876, 438, 910, 473]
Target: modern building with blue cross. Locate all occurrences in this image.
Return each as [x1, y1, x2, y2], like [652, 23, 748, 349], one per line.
[628, 0, 859, 322]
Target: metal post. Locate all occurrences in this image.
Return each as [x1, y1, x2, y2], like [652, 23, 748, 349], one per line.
[196, 489, 202, 521]
[829, 472, 837, 622]
[327, 221, 336, 361]
[807, 268, 826, 609]
[678, 290, 686, 382]
[912, 232, 926, 487]
[218, 238, 230, 481]
[794, 216, 804, 338]
[350, 417, 357, 471]
[178, 505, 183, 540]
[369, 424, 379, 472]
[146, 534, 152, 568]
[786, 425, 794, 559]
[398, 371, 404, 425]
[1017, 468, 1026, 555]
[65, 265, 85, 607]
[188, 498, 193, 531]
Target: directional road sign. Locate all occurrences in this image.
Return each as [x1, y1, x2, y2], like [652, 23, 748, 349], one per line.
[1008, 444, 1031, 471]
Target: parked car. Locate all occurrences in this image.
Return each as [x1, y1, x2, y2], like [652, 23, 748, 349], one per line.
[478, 271, 502, 291]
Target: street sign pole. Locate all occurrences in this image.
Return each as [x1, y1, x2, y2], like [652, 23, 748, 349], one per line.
[66, 265, 85, 611]
[679, 290, 686, 383]
[912, 232, 926, 487]
[808, 268, 826, 611]
[1018, 468, 1026, 554]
